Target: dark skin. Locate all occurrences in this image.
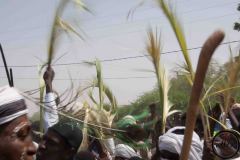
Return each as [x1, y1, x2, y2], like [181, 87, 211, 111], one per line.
[43, 65, 55, 93]
[88, 138, 108, 159]
[36, 130, 76, 160]
[37, 66, 76, 160]
[43, 66, 60, 106]
[0, 115, 36, 160]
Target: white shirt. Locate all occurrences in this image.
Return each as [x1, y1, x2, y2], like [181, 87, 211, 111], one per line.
[43, 92, 59, 132]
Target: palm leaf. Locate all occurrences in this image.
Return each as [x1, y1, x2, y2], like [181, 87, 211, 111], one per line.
[223, 50, 240, 113]
[95, 59, 104, 110]
[88, 87, 98, 105]
[201, 74, 225, 101]
[47, 0, 86, 65]
[79, 106, 90, 151]
[82, 59, 119, 140]
[127, 0, 145, 20]
[38, 65, 45, 133]
[102, 84, 118, 114]
[207, 85, 240, 97]
[157, 0, 217, 140]
[73, 0, 92, 13]
[158, 0, 194, 79]
[146, 28, 173, 134]
[56, 17, 85, 40]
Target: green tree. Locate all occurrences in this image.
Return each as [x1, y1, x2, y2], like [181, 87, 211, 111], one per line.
[168, 74, 191, 111]
[124, 61, 222, 117]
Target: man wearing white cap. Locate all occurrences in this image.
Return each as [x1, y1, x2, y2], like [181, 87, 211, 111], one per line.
[114, 144, 141, 160]
[158, 126, 203, 160]
[0, 85, 37, 160]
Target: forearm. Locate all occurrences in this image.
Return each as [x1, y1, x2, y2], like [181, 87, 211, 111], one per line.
[45, 82, 53, 93]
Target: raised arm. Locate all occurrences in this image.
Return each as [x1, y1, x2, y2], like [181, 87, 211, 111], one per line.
[43, 66, 59, 132]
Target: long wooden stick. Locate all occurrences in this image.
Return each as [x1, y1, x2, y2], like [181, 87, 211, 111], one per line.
[180, 30, 225, 160]
[10, 68, 14, 87]
[0, 44, 11, 86]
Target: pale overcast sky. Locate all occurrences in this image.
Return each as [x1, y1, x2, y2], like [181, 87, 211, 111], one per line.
[0, 0, 239, 109]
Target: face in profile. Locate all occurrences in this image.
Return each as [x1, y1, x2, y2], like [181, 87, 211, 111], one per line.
[0, 115, 37, 160]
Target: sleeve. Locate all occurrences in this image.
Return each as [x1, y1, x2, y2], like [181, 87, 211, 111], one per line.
[103, 138, 115, 155]
[219, 112, 233, 129]
[43, 92, 59, 132]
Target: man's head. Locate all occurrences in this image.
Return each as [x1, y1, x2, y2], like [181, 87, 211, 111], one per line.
[0, 86, 36, 160]
[149, 103, 157, 116]
[114, 144, 141, 160]
[158, 126, 203, 160]
[37, 121, 83, 160]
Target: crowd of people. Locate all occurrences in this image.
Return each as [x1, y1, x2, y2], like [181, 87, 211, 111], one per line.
[1, 66, 240, 160]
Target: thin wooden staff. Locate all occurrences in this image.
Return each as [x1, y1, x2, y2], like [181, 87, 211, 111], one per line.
[10, 68, 14, 87]
[180, 30, 225, 160]
[0, 44, 11, 86]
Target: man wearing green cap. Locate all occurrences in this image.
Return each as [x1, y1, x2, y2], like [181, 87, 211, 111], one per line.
[36, 66, 83, 160]
[36, 121, 83, 160]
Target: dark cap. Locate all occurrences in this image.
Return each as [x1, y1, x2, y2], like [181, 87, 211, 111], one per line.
[49, 121, 83, 150]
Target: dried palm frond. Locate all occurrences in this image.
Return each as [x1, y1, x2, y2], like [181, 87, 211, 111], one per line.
[158, 0, 194, 79]
[146, 28, 161, 72]
[201, 74, 225, 102]
[23, 85, 126, 148]
[73, 0, 91, 12]
[95, 60, 104, 110]
[207, 85, 240, 98]
[79, 105, 90, 151]
[223, 50, 240, 113]
[38, 66, 45, 133]
[127, 0, 145, 20]
[79, 59, 118, 141]
[146, 28, 176, 134]
[157, 0, 213, 139]
[85, 59, 117, 113]
[47, 0, 87, 65]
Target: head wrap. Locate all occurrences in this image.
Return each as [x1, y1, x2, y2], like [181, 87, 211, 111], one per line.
[114, 144, 140, 159]
[0, 85, 28, 125]
[117, 115, 137, 129]
[49, 121, 83, 150]
[158, 126, 203, 160]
